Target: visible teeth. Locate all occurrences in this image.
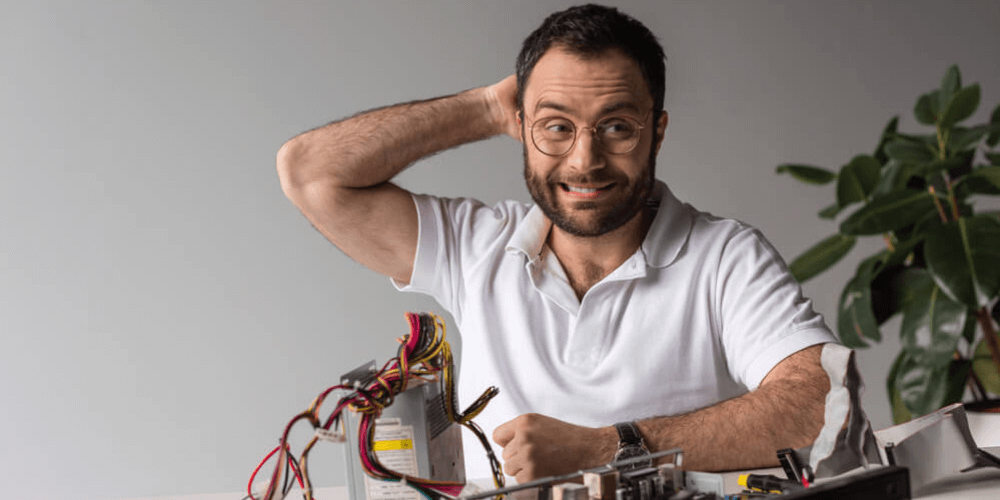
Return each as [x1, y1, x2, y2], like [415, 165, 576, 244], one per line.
[566, 185, 598, 194]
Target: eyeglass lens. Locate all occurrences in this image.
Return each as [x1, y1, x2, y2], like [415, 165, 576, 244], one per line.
[532, 116, 642, 156]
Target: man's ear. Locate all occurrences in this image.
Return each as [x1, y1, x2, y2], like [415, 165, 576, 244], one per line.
[517, 111, 524, 143]
[654, 110, 669, 155]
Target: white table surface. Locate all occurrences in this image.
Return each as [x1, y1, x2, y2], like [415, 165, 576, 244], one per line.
[117, 448, 1000, 500]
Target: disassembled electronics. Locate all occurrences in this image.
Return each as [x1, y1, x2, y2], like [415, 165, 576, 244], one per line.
[247, 313, 502, 500]
[246, 312, 916, 500]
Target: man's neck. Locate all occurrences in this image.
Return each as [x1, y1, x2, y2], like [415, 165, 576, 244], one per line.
[547, 206, 654, 300]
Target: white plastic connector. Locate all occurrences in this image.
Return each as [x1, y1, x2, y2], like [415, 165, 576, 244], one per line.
[315, 428, 346, 443]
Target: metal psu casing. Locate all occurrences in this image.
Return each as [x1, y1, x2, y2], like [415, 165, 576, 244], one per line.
[343, 378, 465, 500]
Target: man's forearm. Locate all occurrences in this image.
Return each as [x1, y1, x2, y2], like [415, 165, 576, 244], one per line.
[637, 346, 829, 471]
[492, 346, 830, 482]
[277, 85, 505, 190]
[638, 372, 827, 470]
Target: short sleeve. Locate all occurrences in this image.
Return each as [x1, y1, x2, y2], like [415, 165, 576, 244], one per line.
[716, 227, 837, 389]
[392, 193, 516, 323]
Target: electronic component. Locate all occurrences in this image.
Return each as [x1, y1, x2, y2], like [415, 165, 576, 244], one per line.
[342, 376, 465, 500]
[776, 466, 910, 500]
[736, 474, 803, 494]
[247, 312, 503, 500]
[461, 449, 686, 500]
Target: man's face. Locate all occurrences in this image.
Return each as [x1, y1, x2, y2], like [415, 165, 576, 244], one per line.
[519, 46, 667, 237]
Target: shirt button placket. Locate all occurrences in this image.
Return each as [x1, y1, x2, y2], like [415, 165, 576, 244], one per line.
[567, 287, 609, 368]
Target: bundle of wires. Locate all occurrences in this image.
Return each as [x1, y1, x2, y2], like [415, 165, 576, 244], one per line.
[247, 312, 505, 500]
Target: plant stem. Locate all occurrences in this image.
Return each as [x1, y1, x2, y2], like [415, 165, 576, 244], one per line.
[882, 234, 896, 252]
[976, 306, 1000, 388]
[942, 171, 961, 220]
[937, 126, 948, 161]
[929, 185, 949, 223]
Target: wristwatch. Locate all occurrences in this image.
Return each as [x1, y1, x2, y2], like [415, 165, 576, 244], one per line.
[613, 421, 651, 470]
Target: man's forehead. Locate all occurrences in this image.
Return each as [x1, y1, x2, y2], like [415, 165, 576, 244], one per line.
[523, 46, 651, 115]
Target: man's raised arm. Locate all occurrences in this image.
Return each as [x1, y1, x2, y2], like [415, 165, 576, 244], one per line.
[276, 75, 520, 284]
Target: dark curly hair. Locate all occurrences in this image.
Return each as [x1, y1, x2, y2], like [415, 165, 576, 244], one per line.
[515, 4, 667, 114]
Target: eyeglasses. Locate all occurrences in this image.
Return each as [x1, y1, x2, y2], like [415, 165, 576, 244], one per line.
[527, 110, 652, 157]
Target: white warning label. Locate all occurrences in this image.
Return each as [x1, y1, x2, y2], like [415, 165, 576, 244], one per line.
[364, 421, 420, 500]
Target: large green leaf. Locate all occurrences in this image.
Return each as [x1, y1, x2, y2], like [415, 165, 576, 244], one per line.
[911, 155, 972, 177]
[899, 269, 969, 366]
[948, 125, 999, 152]
[988, 102, 1000, 147]
[818, 202, 843, 220]
[972, 332, 1000, 394]
[954, 166, 1000, 197]
[914, 92, 938, 125]
[874, 116, 900, 165]
[840, 189, 938, 235]
[887, 352, 914, 424]
[939, 84, 981, 129]
[969, 166, 1000, 190]
[776, 164, 837, 185]
[987, 152, 1000, 166]
[972, 336, 1000, 394]
[925, 215, 1000, 308]
[885, 140, 936, 164]
[836, 254, 883, 347]
[937, 65, 962, 113]
[788, 233, 857, 283]
[870, 162, 912, 199]
[893, 132, 935, 145]
[894, 347, 969, 417]
[836, 155, 881, 207]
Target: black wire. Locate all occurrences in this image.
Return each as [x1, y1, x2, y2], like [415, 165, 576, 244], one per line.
[463, 420, 505, 487]
[281, 445, 293, 496]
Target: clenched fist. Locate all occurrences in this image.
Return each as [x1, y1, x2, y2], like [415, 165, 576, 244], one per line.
[492, 413, 618, 483]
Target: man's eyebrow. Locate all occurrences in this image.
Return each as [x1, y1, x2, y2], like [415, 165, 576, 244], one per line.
[532, 100, 643, 116]
[533, 100, 572, 114]
[599, 101, 642, 115]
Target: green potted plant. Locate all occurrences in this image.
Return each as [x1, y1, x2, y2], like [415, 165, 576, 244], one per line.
[775, 65, 1000, 423]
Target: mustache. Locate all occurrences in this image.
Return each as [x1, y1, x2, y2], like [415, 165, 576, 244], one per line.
[546, 169, 624, 186]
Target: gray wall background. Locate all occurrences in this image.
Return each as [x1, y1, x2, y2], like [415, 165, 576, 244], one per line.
[2, 1, 998, 499]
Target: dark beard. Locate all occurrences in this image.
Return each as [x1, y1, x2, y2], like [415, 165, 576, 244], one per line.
[523, 143, 657, 237]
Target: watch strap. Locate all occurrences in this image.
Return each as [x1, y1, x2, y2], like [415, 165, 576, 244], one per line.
[615, 421, 644, 447]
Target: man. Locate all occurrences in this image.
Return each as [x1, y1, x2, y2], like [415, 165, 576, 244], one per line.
[277, 4, 836, 484]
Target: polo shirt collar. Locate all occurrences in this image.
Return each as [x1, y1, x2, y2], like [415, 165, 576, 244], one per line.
[641, 180, 693, 269]
[505, 180, 692, 269]
[505, 203, 550, 263]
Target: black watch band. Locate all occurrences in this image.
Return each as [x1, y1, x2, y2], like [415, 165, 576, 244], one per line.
[613, 421, 651, 470]
[615, 421, 644, 446]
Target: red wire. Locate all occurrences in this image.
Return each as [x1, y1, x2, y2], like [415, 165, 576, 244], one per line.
[252, 313, 468, 499]
[287, 452, 306, 490]
[247, 445, 282, 500]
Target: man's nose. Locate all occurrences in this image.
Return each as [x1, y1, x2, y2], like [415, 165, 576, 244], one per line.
[566, 128, 605, 172]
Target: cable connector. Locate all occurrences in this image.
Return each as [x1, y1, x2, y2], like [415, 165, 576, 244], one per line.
[315, 428, 346, 443]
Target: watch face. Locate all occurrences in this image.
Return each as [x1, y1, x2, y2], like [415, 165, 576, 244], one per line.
[615, 445, 648, 461]
[614, 445, 652, 470]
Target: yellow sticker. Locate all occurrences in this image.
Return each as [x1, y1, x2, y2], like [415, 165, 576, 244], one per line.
[373, 439, 414, 451]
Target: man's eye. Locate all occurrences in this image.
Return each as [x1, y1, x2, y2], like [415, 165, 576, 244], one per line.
[542, 118, 573, 132]
[600, 119, 637, 137]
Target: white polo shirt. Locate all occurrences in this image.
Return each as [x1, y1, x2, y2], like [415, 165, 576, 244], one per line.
[395, 181, 835, 479]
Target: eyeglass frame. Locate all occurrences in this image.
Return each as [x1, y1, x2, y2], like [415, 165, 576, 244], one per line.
[524, 109, 656, 157]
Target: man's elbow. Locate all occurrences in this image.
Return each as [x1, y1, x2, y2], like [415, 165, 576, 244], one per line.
[276, 137, 307, 201]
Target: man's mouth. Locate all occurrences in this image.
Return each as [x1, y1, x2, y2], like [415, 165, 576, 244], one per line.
[560, 183, 613, 199]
